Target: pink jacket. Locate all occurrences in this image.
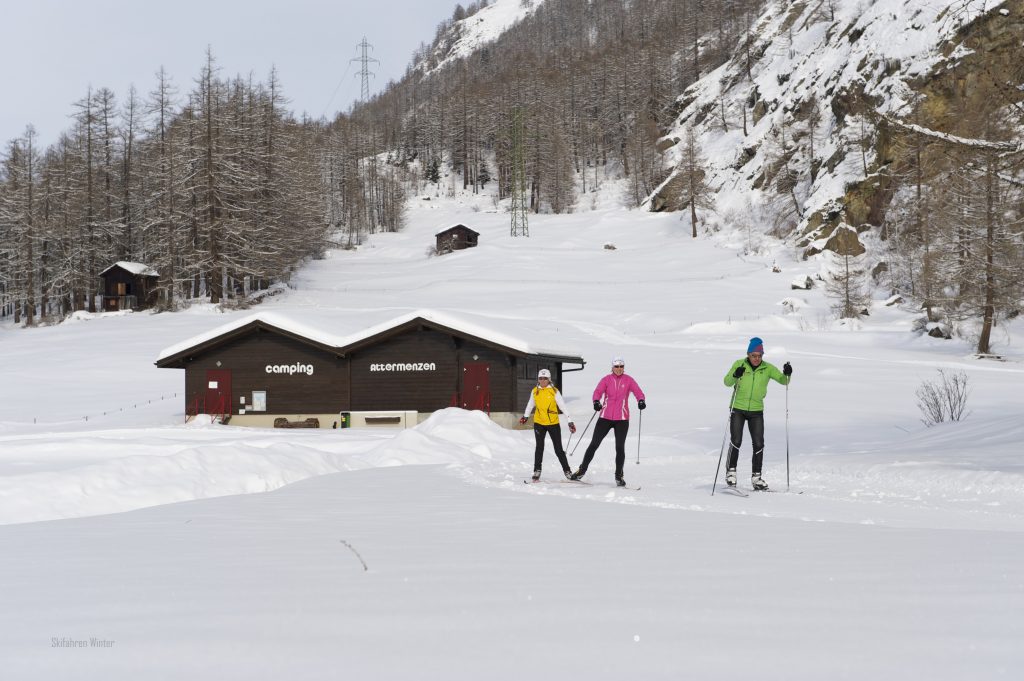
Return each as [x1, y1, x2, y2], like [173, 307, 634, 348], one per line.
[593, 373, 646, 421]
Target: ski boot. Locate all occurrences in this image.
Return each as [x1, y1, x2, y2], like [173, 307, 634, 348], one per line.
[615, 474, 627, 488]
[569, 469, 586, 481]
[725, 468, 737, 487]
[563, 468, 573, 479]
[751, 474, 769, 491]
[531, 470, 541, 482]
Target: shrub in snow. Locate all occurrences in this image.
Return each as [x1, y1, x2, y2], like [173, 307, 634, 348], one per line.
[778, 297, 808, 314]
[916, 369, 970, 427]
[918, 320, 952, 339]
[603, 243, 617, 250]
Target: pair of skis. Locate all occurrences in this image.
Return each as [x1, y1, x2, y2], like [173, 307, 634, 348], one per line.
[718, 485, 803, 497]
[528, 477, 798, 493]
[524, 478, 642, 491]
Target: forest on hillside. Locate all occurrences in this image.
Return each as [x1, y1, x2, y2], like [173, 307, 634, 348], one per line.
[1, 0, 759, 322]
[0, 52, 328, 321]
[1, 0, 1022, 354]
[373, 0, 766, 211]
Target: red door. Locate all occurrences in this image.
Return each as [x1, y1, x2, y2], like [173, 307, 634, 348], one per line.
[205, 369, 232, 415]
[462, 363, 490, 412]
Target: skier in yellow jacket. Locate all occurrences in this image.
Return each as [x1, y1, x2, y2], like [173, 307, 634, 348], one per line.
[520, 369, 576, 482]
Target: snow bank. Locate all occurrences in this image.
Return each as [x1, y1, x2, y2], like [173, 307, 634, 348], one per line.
[0, 409, 523, 525]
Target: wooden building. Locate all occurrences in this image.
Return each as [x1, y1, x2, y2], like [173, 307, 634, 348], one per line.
[156, 310, 585, 429]
[435, 224, 479, 254]
[99, 261, 159, 311]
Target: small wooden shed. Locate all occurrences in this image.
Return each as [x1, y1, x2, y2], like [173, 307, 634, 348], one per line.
[435, 224, 480, 254]
[99, 262, 159, 311]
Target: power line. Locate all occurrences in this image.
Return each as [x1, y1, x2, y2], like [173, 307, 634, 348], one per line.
[321, 61, 355, 119]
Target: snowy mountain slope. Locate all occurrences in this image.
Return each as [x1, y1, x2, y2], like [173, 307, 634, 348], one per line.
[420, 0, 543, 75]
[656, 0, 1011, 241]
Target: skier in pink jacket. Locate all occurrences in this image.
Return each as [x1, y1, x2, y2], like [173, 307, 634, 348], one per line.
[570, 356, 646, 487]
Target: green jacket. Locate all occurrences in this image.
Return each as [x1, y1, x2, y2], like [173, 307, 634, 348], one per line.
[723, 358, 790, 411]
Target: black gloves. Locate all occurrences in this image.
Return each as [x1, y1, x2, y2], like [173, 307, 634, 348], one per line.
[783, 362, 792, 377]
[519, 416, 528, 425]
[568, 422, 577, 434]
[732, 366, 745, 378]
[593, 400, 602, 411]
[637, 399, 646, 410]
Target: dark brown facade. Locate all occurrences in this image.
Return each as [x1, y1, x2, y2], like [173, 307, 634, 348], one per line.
[99, 263, 159, 311]
[347, 328, 517, 412]
[157, 315, 584, 426]
[180, 330, 347, 417]
[435, 225, 479, 254]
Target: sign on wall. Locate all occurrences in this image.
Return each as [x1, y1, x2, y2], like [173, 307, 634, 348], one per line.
[265, 363, 314, 376]
[368, 362, 437, 372]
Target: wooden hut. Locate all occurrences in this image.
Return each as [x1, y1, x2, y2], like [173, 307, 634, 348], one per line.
[435, 224, 480, 254]
[99, 262, 159, 311]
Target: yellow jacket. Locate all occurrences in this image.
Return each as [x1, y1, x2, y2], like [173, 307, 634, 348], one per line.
[524, 385, 571, 426]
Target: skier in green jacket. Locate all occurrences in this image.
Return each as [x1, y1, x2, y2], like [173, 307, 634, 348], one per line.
[723, 337, 792, 491]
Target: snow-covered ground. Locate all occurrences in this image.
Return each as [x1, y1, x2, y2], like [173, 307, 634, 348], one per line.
[2, 186, 1022, 678]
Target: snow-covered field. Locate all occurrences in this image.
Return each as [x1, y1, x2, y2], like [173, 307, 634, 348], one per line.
[2, 189, 1022, 679]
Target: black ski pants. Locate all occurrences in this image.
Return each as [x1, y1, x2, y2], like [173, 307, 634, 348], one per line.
[534, 423, 570, 473]
[578, 417, 629, 478]
[727, 409, 765, 475]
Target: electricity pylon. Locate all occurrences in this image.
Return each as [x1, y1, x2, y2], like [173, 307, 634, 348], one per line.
[351, 37, 379, 102]
[510, 108, 529, 237]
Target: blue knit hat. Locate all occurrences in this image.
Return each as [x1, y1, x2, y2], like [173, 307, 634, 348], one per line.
[747, 337, 764, 354]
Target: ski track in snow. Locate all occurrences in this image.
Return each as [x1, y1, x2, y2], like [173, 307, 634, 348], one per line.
[2, 407, 1022, 531]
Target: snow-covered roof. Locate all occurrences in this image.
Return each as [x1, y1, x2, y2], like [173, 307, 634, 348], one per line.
[157, 309, 582, 364]
[334, 309, 578, 358]
[434, 224, 478, 236]
[100, 261, 159, 277]
[156, 312, 341, 363]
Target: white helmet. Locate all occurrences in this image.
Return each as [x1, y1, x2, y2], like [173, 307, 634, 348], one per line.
[537, 369, 551, 379]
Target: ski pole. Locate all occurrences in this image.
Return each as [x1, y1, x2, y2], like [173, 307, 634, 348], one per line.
[565, 424, 575, 454]
[570, 409, 599, 457]
[786, 382, 790, 491]
[712, 384, 739, 496]
[636, 407, 642, 465]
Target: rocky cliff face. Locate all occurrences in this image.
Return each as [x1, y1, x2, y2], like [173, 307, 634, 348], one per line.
[654, 0, 1022, 261]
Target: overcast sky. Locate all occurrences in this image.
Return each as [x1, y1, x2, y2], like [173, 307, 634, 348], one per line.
[1, 0, 460, 148]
